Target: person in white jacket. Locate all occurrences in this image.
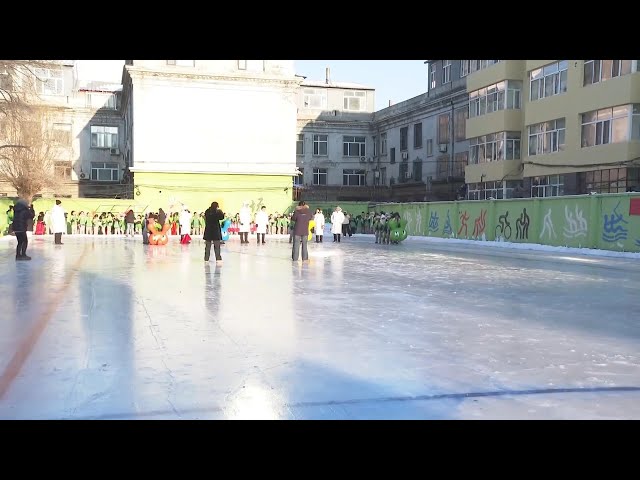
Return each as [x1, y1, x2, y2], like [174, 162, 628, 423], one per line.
[313, 208, 325, 243]
[330, 206, 345, 243]
[254, 205, 268, 245]
[179, 208, 192, 243]
[239, 201, 251, 244]
[50, 200, 66, 245]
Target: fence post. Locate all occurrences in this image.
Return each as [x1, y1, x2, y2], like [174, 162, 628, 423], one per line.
[589, 194, 600, 249]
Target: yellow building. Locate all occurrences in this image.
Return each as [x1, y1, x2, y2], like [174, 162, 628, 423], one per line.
[464, 60, 640, 199]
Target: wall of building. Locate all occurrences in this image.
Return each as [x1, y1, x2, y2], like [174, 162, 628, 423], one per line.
[133, 171, 294, 215]
[372, 193, 640, 252]
[126, 69, 299, 176]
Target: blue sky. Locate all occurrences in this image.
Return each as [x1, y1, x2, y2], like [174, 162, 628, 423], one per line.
[295, 60, 429, 111]
[77, 60, 429, 111]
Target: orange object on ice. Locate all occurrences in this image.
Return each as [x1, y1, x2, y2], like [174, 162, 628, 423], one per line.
[148, 219, 171, 245]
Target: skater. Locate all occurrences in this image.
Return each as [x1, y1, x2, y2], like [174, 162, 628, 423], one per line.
[313, 208, 325, 243]
[331, 206, 345, 243]
[142, 212, 150, 244]
[291, 201, 312, 262]
[254, 205, 268, 244]
[179, 207, 192, 244]
[239, 201, 251, 244]
[51, 199, 66, 245]
[203, 201, 225, 263]
[125, 209, 136, 237]
[13, 200, 35, 260]
[5, 205, 14, 236]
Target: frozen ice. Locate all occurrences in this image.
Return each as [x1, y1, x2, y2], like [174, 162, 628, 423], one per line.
[1, 233, 640, 419]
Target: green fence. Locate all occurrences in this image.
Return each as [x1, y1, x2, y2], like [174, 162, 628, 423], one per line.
[372, 193, 640, 253]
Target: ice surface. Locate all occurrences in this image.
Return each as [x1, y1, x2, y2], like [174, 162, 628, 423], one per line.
[1, 232, 640, 419]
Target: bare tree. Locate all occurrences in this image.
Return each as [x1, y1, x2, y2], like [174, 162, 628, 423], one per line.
[0, 60, 62, 201]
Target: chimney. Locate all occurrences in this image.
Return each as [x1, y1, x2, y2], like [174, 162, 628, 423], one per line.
[389, 99, 392, 107]
[326, 67, 331, 85]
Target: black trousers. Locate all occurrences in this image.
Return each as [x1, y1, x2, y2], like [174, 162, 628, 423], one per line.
[205, 240, 222, 261]
[15, 231, 28, 256]
[54, 232, 63, 244]
[257, 233, 265, 243]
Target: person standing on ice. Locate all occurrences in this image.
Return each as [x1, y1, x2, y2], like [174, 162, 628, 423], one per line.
[254, 205, 268, 245]
[239, 201, 251, 244]
[291, 201, 312, 261]
[314, 208, 325, 243]
[13, 200, 35, 260]
[203, 201, 225, 264]
[331, 206, 345, 243]
[179, 207, 192, 243]
[51, 199, 66, 245]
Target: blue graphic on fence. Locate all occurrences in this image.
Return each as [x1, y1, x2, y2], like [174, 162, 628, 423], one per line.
[428, 212, 439, 233]
[602, 201, 628, 243]
[443, 210, 453, 237]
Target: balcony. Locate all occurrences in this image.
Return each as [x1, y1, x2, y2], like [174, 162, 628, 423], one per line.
[467, 61, 526, 92]
[467, 109, 523, 139]
[465, 159, 523, 184]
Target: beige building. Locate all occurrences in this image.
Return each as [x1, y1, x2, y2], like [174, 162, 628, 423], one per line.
[464, 60, 640, 199]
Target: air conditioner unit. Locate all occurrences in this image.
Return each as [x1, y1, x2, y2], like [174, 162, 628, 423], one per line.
[401, 152, 409, 160]
[110, 148, 120, 155]
[404, 171, 412, 179]
[367, 157, 373, 163]
[374, 170, 380, 178]
[359, 156, 366, 163]
[438, 143, 448, 153]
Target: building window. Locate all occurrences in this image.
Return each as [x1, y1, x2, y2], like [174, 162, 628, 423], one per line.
[453, 152, 468, 178]
[469, 60, 501, 74]
[313, 134, 328, 156]
[399, 163, 409, 183]
[313, 168, 327, 185]
[531, 175, 564, 197]
[585, 167, 640, 194]
[91, 162, 119, 182]
[86, 92, 117, 110]
[460, 60, 470, 77]
[469, 81, 522, 118]
[52, 123, 72, 145]
[54, 161, 72, 180]
[343, 136, 366, 157]
[379, 167, 387, 185]
[436, 155, 450, 180]
[469, 132, 521, 164]
[303, 88, 327, 109]
[442, 60, 451, 84]
[167, 60, 194, 67]
[413, 123, 422, 149]
[530, 61, 568, 101]
[90, 125, 118, 149]
[426, 139, 433, 157]
[581, 106, 631, 148]
[528, 118, 566, 155]
[294, 168, 304, 186]
[296, 134, 304, 155]
[343, 90, 366, 111]
[455, 107, 468, 141]
[467, 181, 503, 200]
[400, 127, 408, 151]
[373, 136, 377, 157]
[381, 132, 387, 154]
[390, 147, 396, 164]
[343, 169, 366, 186]
[584, 60, 633, 86]
[34, 68, 64, 96]
[412, 160, 423, 182]
[238, 60, 247, 70]
[438, 113, 450, 144]
[430, 67, 436, 90]
[0, 70, 12, 92]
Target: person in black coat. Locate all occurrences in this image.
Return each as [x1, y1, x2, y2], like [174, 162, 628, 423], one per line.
[13, 200, 36, 261]
[203, 201, 225, 263]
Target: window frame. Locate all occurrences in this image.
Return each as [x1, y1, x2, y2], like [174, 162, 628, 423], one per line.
[90, 125, 119, 149]
[342, 136, 366, 157]
[442, 60, 451, 84]
[312, 134, 328, 156]
[296, 134, 305, 155]
[343, 90, 367, 112]
[342, 169, 366, 186]
[90, 162, 120, 182]
[528, 118, 566, 156]
[529, 60, 568, 101]
[312, 167, 328, 186]
[413, 123, 423, 149]
[303, 88, 327, 109]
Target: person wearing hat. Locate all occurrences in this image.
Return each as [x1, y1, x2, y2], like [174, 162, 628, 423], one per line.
[239, 201, 251, 244]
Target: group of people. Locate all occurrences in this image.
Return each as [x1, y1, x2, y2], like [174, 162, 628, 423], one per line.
[10, 199, 66, 260]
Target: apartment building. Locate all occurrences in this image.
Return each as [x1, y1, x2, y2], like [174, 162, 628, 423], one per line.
[464, 60, 640, 200]
[0, 61, 125, 199]
[294, 68, 376, 201]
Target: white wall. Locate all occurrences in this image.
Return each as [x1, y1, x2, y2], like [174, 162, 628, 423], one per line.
[131, 78, 297, 175]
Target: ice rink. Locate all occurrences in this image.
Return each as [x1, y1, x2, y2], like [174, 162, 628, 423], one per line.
[1, 232, 639, 419]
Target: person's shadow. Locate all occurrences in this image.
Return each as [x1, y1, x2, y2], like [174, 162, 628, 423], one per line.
[204, 263, 222, 321]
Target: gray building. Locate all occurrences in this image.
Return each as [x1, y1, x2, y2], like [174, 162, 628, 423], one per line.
[0, 60, 126, 199]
